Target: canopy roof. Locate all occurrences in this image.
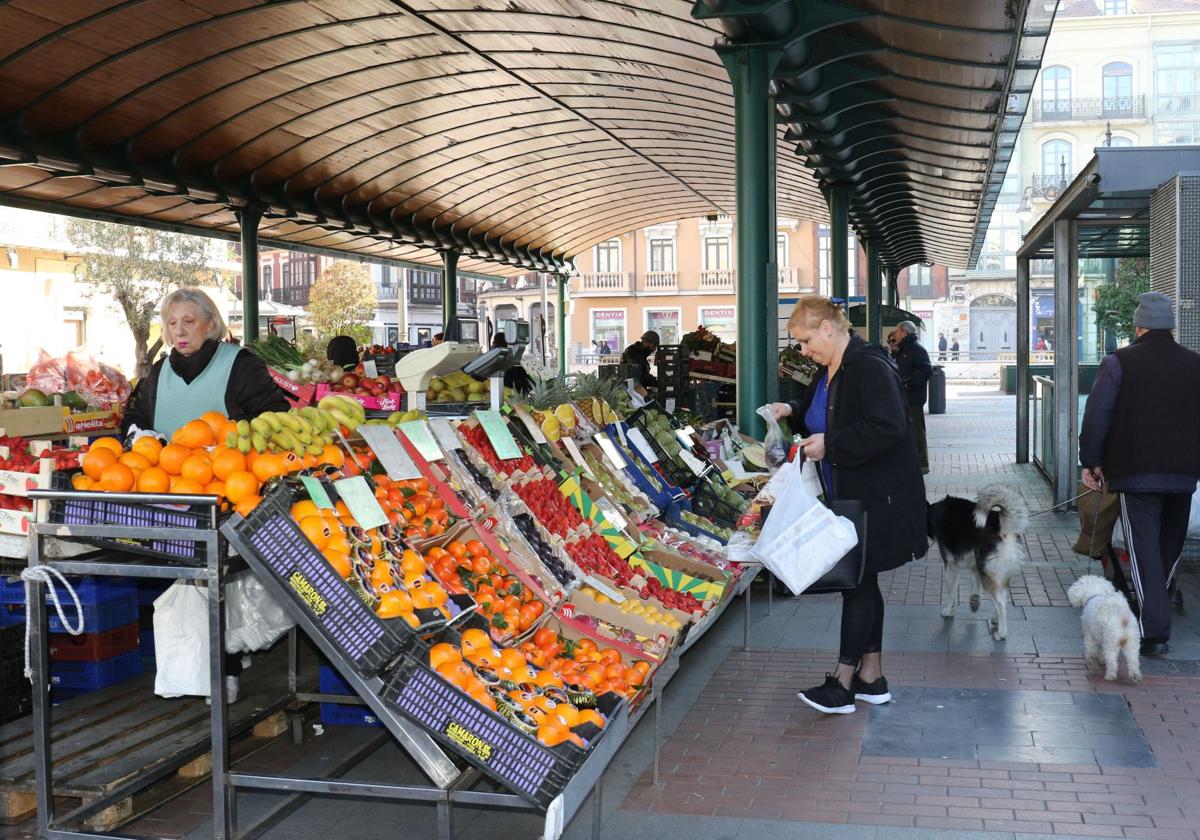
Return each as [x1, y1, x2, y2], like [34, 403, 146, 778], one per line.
[0, 1, 1049, 274]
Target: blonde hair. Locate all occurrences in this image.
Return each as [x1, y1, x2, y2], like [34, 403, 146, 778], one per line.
[160, 287, 226, 347]
[787, 294, 850, 333]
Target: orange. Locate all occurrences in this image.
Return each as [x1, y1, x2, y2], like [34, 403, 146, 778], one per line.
[577, 709, 606, 729]
[71, 474, 94, 490]
[325, 531, 351, 555]
[130, 436, 163, 465]
[291, 500, 320, 520]
[251, 453, 286, 483]
[172, 419, 216, 449]
[499, 647, 527, 674]
[460, 628, 491, 657]
[158, 444, 192, 476]
[399, 550, 426, 578]
[82, 448, 118, 480]
[429, 643, 462, 670]
[211, 449, 246, 481]
[435, 660, 472, 689]
[465, 539, 487, 558]
[97, 462, 135, 492]
[234, 494, 262, 517]
[118, 451, 151, 472]
[447, 541, 467, 560]
[88, 437, 124, 456]
[170, 478, 205, 495]
[199, 411, 229, 436]
[205, 480, 225, 497]
[136, 466, 171, 494]
[180, 454, 214, 486]
[378, 589, 415, 620]
[321, 547, 352, 578]
[298, 515, 332, 549]
[223, 471, 260, 505]
[280, 452, 302, 473]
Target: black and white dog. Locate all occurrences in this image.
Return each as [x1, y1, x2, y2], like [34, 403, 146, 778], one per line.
[927, 484, 1029, 641]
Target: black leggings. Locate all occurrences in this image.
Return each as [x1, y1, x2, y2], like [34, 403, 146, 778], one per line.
[838, 572, 884, 666]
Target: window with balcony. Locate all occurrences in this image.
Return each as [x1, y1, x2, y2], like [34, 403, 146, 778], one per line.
[1102, 62, 1134, 116]
[409, 268, 442, 305]
[906, 264, 933, 299]
[259, 264, 272, 299]
[1156, 44, 1200, 115]
[776, 233, 788, 268]
[594, 239, 620, 273]
[818, 225, 830, 287]
[1103, 0, 1128, 14]
[847, 234, 858, 293]
[703, 237, 730, 271]
[1041, 139, 1072, 189]
[1040, 66, 1072, 120]
[649, 238, 675, 272]
[1157, 119, 1200, 144]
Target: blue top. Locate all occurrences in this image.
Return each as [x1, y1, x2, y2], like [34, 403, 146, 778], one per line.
[153, 341, 240, 439]
[804, 372, 834, 496]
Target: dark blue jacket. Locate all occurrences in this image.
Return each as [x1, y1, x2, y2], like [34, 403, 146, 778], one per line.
[893, 333, 932, 406]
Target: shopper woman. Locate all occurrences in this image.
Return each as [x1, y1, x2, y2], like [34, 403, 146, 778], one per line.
[767, 295, 927, 715]
[122, 287, 289, 439]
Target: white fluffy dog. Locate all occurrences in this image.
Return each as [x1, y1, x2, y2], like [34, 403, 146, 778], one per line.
[1067, 575, 1142, 683]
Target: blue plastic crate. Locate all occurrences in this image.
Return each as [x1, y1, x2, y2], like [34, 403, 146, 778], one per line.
[136, 580, 171, 606]
[319, 664, 355, 696]
[319, 702, 382, 728]
[0, 574, 136, 606]
[139, 627, 154, 656]
[50, 650, 141, 690]
[4, 595, 138, 634]
[52, 686, 93, 706]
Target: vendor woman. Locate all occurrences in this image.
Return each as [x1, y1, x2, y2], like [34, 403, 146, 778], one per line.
[121, 287, 290, 439]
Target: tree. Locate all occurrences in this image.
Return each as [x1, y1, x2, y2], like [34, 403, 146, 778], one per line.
[1093, 257, 1150, 343]
[306, 261, 377, 347]
[65, 219, 214, 378]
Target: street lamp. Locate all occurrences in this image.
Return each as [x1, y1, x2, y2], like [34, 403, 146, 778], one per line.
[1016, 155, 1069, 220]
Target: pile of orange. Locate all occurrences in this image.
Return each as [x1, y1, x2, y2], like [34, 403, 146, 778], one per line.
[371, 475, 452, 539]
[427, 538, 544, 639]
[71, 411, 346, 518]
[519, 627, 650, 700]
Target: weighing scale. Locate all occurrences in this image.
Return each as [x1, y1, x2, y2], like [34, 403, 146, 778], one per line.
[394, 342, 480, 411]
[464, 320, 530, 410]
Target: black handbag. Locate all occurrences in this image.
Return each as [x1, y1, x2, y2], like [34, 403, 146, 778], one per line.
[803, 499, 867, 593]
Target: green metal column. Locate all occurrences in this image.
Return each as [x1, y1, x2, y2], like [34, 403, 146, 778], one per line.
[556, 272, 568, 377]
[764, 110, 780, 406]
[828, 184, 851, 301]
[864, 239, 882, 344]
[441, 250, 459, 332]
[236, 205, 262, 342]
[887, 267, 900, 308]
[720, 43, 779, 437]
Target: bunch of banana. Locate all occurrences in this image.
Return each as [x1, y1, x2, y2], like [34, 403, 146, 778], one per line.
[228, 405, 351, 456]
[317, 394, 367, 430]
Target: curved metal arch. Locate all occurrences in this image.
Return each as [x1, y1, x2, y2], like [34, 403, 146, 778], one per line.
[527, 192, 714, 249]
[546, 198, 719, 256]
[786, 106, 996, 147]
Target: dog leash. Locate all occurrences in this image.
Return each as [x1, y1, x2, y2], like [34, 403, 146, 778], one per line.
[1028, 488, 1096, 517]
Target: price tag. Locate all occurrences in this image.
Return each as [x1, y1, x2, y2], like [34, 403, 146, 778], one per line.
[678, 448, 707, 477]
[362, 359, 378, 378]
[357, 424, 422, 480]
[332, 476, 389, 530]
[594, 496, 628, 531]
[562, 437, 594, 479]
[299, 476, 334, 509]
[675, 429, 693, 449]
[475, 409, 521, 460]
[596, 434, 626, 470]
[512, 406, 548, 444]
[614, 422, 628, 447]
[398, 420, 443, 462]
[430, 418, 462, 451]
[627, 428, 658, 463]
[665, 398, 676, 412]
[582, 575, 626, 603]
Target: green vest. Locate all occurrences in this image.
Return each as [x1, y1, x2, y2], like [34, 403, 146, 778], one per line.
[153, 342, 240, 439]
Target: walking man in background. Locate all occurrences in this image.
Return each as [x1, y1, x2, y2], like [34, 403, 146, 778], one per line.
[893, 321, 932, 474]
[937, 332, 948, 361]
[1080, 292, 1200, 656]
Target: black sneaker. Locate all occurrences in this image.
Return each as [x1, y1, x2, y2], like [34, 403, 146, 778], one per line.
[797, 674, 855, 715]
[852, 674, 892, 705]
[1140, 638, 1169, 657]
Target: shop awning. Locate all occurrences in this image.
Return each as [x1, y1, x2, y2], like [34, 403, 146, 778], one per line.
[0, 1, 1048, 275]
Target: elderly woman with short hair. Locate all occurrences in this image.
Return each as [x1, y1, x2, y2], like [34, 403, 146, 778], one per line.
[121, 286, 289, 439]
[766, 294, 927, 715]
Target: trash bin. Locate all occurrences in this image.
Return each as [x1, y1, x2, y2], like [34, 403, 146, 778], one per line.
[928, 366, 946, 415]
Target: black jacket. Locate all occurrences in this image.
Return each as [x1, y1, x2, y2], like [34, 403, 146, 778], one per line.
[121, 339, 291, 436]
[621, 342, 658, 387]
[893, 333, 932, 406]
[787, 336, 928, 573]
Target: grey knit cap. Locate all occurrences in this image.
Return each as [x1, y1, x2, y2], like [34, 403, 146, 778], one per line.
[1133, 292, 1174, 330]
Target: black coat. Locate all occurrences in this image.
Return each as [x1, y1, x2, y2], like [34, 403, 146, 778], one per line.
[620, 342, 658, 387]
[787, 336, 928, 573]
[893, 333, 932, 406]
[121, 339, 291, 436]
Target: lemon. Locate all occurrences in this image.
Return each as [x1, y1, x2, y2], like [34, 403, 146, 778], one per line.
[540, 415, 561, 442]
[554, 403, 577, 429]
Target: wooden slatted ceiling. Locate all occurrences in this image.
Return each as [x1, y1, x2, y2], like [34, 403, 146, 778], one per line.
[0, 0, 826, 274]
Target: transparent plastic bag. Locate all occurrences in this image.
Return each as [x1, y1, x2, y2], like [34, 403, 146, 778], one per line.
[756, 405, 788, 469]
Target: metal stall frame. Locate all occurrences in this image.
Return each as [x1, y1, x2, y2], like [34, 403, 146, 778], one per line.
[23, 485, 761, 840]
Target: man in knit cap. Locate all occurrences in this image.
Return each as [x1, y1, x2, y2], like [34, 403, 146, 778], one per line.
[1080, 292, 1200, 656]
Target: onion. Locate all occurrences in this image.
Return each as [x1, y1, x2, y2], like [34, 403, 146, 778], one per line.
[287, 370, 301, 382]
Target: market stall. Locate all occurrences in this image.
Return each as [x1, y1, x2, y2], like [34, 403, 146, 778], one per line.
[9, 357, 772, 840]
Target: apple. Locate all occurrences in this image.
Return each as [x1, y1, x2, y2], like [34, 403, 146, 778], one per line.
[341, 373, 360, 390]
[354, 363, 365, 377]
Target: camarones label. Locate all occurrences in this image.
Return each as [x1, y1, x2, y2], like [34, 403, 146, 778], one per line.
[288, 570, 328, 617]
[444, 721, 493, 762]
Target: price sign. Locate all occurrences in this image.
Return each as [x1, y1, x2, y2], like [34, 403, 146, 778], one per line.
[332, 476, 389, 530]
[430, 418, 462, 451]
[299, 476, 334, 509]
[398, 420, 443, 462]
[678, 448, 707, 477]
[627, 428, 658, 463]
[362, 359, 378, 378]
[596, 434, 626, 471]
[562, 437, 594, 479]
[594, 496, 629, 531]
[356, 424, 422, 480]
[581, 575, 626, 603]
[512, 406, 548, 444]
[475, 409, 521, 460]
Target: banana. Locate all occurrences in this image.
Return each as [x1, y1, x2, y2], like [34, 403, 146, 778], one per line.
[250, 417, 272, 437]
[225, 431, 239, 448]
[292, 414, 316, 437]
[277, 412, 304, 434]
[328, 409, 359, 431]
[251, 431, 268, 453]
[236, 419, 251, 437]
[237, 435, 252, 454]
[259, 412, 284, 434]
[298, 407, 326, 432]
[305, 443, 324, 457]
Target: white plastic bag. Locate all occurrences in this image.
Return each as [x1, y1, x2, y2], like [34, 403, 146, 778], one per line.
[225, 571, 294, 654]
[751, 459, 859, 595]
[153, 582, 210, 698]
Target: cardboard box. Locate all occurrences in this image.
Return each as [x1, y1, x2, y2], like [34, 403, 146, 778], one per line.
[560, 587, 689, 660]
[627, 546, 731, 605]
[0, 406, 67, 438]
[0, 458, 52, 497]
[316, 384, 405, 412]
[0, 507, 32, 536]
[61, 407, 121, 435]
[558, 475, 638, 560]
[267, 367, 317, 407]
